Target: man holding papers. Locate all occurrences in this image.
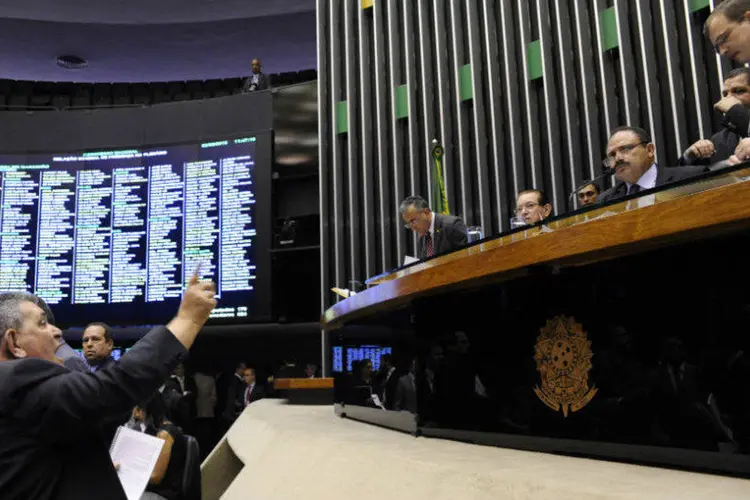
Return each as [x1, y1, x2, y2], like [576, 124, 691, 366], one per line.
[0, 269, 216, 500]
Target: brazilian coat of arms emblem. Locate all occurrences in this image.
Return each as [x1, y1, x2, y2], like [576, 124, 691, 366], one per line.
[533, 315, 597, 417]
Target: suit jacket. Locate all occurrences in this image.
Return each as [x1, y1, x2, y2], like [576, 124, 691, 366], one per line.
[597, 165, 709, 204]
[164, 375, 198, 431]
[55, 342, 89, 373]
[678, 128, 740, 168]
[243, 383, 266, 407]
[416, 213, 468, 260]
[223, 373, 247, 421]
[0, 326, 186, 500]
[87, 355, 116, 372]
[242, 73, 270, 92]
[394, 373, 418, 413]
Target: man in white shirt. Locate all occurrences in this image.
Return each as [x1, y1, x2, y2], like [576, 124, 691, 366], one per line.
[597, 126, 708, 204]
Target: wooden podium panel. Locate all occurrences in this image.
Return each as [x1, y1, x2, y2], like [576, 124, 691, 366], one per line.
[323, 166, 750, 476]
[273, 377, 334, 389]
[324, 167, 750, 330]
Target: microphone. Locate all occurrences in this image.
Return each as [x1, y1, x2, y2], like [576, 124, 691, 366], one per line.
[568, 170, 611, 209]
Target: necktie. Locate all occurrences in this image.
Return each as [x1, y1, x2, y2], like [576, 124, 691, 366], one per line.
[425, 232, 434, 257]
[628, 184, 642, 196]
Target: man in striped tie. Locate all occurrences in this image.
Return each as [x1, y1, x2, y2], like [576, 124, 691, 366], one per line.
[400, 195, 468, 261]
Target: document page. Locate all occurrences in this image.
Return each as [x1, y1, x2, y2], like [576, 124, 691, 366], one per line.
[109, 426, 165, 500]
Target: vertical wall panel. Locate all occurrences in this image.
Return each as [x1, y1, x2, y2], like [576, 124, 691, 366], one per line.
[328, 0, 345, 290]
[319, 0, 731, 310]
[387, 0, 406, 260]
[465, 0, 492, 232]
[536, 0, 565, 214]
[358, 3, 376, 280]
[344, 0, 361, 285]
[572, 0, 601, 184]
[433, 0, 457, 213]
[417, 0, 436, 206]
[316, 0, 329, 375]
[449, 0, 472, 222]
[373, 0, 392, 273]
[482, 0, 511, 231]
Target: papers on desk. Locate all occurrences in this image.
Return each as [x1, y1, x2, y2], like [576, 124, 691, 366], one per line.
[403, 255, 419, 265]
[332, 287, 357, 298]
[109, 426, 165, 500]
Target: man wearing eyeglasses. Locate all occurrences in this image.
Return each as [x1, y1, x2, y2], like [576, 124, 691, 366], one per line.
[400, 195, 467, 260]
[515, 189, 553, 225]
[597, 126, 708, 204]
[705, 0, 750, 65]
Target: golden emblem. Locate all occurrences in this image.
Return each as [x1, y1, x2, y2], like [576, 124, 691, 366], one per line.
[533, 316, 597, 417]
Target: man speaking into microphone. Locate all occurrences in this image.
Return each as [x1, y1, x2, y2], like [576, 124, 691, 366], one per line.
[597, 126, 708, 204]
[0, 269, 217, 500]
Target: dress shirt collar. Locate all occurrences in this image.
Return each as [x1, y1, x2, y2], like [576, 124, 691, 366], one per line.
[626, 163, 657, 192]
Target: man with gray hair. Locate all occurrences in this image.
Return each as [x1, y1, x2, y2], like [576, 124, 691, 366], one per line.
[400, 195, 468, 260]
[0, 270, 216, 500]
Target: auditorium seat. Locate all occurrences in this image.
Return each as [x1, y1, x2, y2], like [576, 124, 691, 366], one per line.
[112, 83, 131, 106]
[182, 435, 201, 500]
[186, 81, 207, 100]
[71, 85, 92, 108]
[92, 83, 112, 107]
[151, 83, 170, 104]
[132, 83, 151, 106]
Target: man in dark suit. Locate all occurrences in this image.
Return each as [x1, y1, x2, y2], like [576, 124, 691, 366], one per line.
[221, 361, 248, 423]
[0, 271, 216, 500]
[597, 126, 708, 204]
[678, 68, 750, 168]
[82, 322, 115, 372]
[242, 58, 270, 92]
[164, 361, 198, 433]
[242, 367, 265, 407]
[400, 195, 468, 260]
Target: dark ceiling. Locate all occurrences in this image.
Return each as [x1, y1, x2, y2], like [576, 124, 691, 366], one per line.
[0, 0, 317, 83]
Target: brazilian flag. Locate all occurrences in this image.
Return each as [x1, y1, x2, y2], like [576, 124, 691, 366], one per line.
[430, 140, 450, 215]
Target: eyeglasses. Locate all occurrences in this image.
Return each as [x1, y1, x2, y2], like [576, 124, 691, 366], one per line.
[403, 216, 420, 229]
[515, 202, 540, 215]
[602, 141, 647, 169]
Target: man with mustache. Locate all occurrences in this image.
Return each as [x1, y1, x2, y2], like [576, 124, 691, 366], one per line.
[597, 126, 708, 204]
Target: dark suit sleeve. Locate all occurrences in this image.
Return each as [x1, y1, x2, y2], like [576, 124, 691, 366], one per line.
[724, 105, 750, 138]
[63, 354, 90, 374]
[12, 326, 186, 443]
[448, 217, 468, 248]
[258, 74, 270, 90]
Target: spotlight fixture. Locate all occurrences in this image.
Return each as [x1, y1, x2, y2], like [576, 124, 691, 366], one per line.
[56, 55, 88, 70]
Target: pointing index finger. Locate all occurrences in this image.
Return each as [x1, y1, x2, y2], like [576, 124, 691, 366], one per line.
[189, 264, 202, 286]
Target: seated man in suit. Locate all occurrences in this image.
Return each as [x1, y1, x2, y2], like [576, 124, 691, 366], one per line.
[400, 195, 468, 260]
[678, 68, 750, 168]
[576, 182, 600, 207]
[597, 126, 708, 204]
[515, 189, 553, 225]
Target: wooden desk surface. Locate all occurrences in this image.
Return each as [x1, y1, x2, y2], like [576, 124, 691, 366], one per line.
[323, 167, 750, 330]
[273, 377, 334, 390]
